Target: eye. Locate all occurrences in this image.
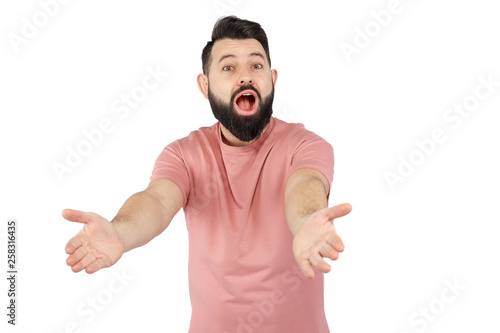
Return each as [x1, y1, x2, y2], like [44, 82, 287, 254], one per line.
[223, 65, 234, 71]
[253, 63, 263, 69]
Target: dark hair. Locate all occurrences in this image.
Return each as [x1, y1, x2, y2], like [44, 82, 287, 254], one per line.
[201, 16, 271, 74]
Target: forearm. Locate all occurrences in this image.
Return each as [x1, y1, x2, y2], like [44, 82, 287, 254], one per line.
[285, 170, 329, 236]
[111, 189, 173, 252]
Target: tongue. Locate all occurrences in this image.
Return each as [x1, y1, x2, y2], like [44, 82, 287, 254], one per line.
[237, 96, 253, 111]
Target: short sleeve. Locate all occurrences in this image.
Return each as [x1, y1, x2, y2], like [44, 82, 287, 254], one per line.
[287, 132, 334, 190]
[150, 142, 190, 206]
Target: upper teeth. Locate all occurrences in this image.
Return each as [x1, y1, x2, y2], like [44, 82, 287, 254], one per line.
[243, 94, 252, 96]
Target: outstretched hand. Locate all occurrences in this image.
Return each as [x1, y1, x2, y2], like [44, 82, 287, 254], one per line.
[63, 209, 124, 274]
[292, 203, 352, 278]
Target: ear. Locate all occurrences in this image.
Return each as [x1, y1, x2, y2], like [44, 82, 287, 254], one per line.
[271, 69, 278, 86]
[197, 73, 209, 99]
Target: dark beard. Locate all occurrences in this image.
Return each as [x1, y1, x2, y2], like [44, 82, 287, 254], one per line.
[208, 84, 274, 142]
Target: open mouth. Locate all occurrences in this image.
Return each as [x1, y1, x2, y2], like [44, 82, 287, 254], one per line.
[234, 89, 259, 115]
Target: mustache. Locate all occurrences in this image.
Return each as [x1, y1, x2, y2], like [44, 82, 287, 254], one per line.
[230, 85, 262, 103]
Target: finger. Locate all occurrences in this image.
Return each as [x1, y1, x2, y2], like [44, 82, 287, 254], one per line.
[309, 252, 331, 274]
[324, 203, 352, 221]
[66, 246, 87, 266]
[71, 253, 97, 273]
[62, 209, 93, 224]
[327, 232, 345, 253]
[85, 260, 106, 274]
[298, 259, 315, 279]
[319, 244, 339, 261]
[65, 236, 82, 254]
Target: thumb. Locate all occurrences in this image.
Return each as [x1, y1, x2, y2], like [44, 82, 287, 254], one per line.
[62, 209, 94, 224]
[324, 203, 352, 221]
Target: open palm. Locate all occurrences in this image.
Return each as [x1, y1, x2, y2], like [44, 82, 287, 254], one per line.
[293, 203, 352, 278]
[63, 209, 124, 274]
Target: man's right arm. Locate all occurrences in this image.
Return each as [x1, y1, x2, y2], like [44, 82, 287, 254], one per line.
[63, 179, 184, 274]
[111, 179, 184, 252]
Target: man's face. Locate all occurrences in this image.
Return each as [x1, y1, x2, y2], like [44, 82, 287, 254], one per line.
[198, 38, 278, 143]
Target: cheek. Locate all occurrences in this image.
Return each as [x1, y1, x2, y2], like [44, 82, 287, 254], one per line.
[260, 82, 274, 98]
[209, 80, 232, 101]
[257, 75, 274, 93]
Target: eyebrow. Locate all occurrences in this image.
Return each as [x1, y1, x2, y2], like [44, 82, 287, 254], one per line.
[218, 52, 266, 63]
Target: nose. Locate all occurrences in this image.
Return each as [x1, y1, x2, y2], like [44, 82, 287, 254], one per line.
[238, 68, 253, 86]
[239, 77, 253, 85]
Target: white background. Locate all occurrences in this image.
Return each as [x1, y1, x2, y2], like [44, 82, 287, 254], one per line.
[1, 0, 499, 332]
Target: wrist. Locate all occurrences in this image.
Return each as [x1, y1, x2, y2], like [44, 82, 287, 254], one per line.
[289, 213, 312, 236]
[110, 219, 130, 252]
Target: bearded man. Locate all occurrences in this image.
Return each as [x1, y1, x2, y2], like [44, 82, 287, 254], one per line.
[63, 16, 352, 333]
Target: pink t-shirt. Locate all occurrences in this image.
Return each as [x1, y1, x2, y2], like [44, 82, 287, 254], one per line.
[150, 117, 334, 333]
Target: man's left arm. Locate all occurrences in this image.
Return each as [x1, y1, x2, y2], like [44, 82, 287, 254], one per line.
[284, 168, 352, 278]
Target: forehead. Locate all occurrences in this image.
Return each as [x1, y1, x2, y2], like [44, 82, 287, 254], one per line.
[211, 38, 267, 63]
